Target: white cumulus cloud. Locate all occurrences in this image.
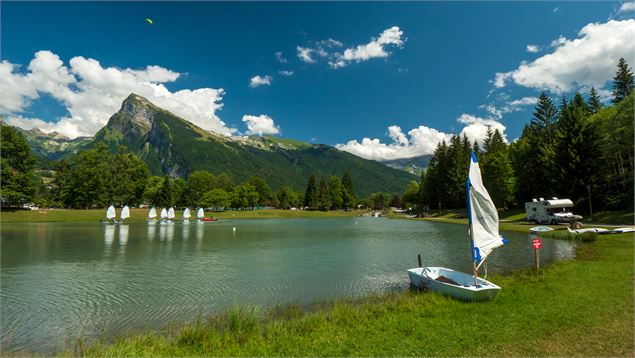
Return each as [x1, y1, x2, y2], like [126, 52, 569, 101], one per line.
[242, 114, 280, 136]
[275, 51, 288, 63]
[249, 75, 273, 88]
[297, 46, 317, 63]
[0, 50, 233, 138]
[494, 19, 635, 93]
[278, 70, 294, 76]
[330, 26, 405, 69]
[620, 1, 635, 13]
[336, 125, 450, 161]
[457, 114, 508, 145]
[526, 44, 540, 53]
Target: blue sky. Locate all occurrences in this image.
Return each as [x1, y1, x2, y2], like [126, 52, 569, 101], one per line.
[2, 1, 634, 160]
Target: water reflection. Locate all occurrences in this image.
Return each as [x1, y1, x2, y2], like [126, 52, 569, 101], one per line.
[104, 225, 115, 246]
[147, 223, 156, 240]
[182, 222, 190, 240]
[119, 225, 129, 245]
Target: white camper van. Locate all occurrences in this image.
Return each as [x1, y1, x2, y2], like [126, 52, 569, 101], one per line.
[525, 197, 583, 224]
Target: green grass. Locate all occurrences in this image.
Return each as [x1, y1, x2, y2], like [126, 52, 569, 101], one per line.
[0, 208, 365, 223]
[67, 232, 633, 357]
[585, 209, 634, 225]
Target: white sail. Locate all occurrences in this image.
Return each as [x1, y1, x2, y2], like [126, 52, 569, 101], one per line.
[148, 207, 157, 219]
[160, 208, 168, 219]
[468, 152, 506, 267]
[197, 208, 204, 219]
[183, 208, 191, 219]
[120, 205, 130, 220]
[106, 205, 116, 220]
[167, 207, 175, 219]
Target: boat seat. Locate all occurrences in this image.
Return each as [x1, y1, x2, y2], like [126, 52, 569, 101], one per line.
[435, 275, 459, 286]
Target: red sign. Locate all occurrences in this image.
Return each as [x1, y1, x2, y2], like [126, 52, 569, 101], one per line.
[533, 238, 542, 249]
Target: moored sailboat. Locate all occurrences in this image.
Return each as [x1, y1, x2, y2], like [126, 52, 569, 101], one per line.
[407, 152, 506, 301]
[183, 208, 191, 223]
[148, 207, 157, 223]
[104, 205, 116, 224]
[119, 205, 130, 224]
[160, 208, 168, 223]
[167, 207, 175, 223]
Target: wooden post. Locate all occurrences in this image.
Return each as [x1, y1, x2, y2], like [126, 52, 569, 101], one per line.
[535, 247, 540, 271]
[587, 185, 593, 222]
[417, 254, 422, 268]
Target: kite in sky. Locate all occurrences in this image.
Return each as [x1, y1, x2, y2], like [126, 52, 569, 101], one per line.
[146, 18, 153, 25]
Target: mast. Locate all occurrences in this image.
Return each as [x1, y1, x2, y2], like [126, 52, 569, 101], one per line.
[467, 152, 479, 287]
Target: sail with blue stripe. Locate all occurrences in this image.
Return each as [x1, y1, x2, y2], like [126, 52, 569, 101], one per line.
[467, 151, 506, 268]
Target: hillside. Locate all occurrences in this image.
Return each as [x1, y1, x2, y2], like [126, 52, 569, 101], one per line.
[380, 155, 431, 175]
[16, 127, 90, 165]
[88, 94, 416, 196]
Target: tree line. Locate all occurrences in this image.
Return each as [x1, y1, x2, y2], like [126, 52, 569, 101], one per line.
[403, 58, 634, 214]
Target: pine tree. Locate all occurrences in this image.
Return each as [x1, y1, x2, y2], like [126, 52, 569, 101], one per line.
[156, 175, 174, 207]
[317, 178, 331, 211]
[341, 171, 357, 210]
[612, 57, 634, 103]
[588, 86, 603, 113]
[531, 92, 558, 145]
[553, 96, 599, 211]
[304, 174, 318, 210]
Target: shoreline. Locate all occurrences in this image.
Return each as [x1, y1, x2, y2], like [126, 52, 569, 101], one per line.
[0, 208, 366, 224]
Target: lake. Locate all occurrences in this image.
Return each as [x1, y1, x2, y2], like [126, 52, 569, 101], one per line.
[1, 218, 576, 353]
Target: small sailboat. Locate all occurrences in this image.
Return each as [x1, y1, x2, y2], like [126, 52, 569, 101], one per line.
[197, 208, 205, 222]
[407, 152, 506, 301]
[160, 208, 168, 223]
[183, 208, 191, 223]
[167, 207, 175, 222]
[119, 205, 130, 224]
[148, 207, 157, 222]
[104, 205, 116, 224]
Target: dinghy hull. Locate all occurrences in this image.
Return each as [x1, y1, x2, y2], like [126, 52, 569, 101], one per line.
[407, 267, 500, 302]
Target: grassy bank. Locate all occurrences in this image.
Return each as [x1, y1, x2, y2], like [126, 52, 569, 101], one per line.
[69, 232, 633, 356]
[0, 208, 364, 223]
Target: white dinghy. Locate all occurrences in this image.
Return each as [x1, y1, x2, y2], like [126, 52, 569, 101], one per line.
[148, 207, 157, 222]
[408, 152, 506, 302]
[104, 205, 116, 224]
[160, 208, 168, 223]
[119, 205, 130, 224]
[183, 208, 191, 222]
[197, 208, 205, 222]
[167, 207, 176, 222]
[567, 227, 609, 234]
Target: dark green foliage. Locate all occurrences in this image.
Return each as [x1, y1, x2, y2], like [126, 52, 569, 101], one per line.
[1, 124, 37, 206]
[480, 129, 515, 209]
[328, 176, 344, 209]
[612, 57, 634, 103]
[107, 146, 150, 206]
[390, 194, 402, 208]
[510, 93, 559, 203]
[341, 171, 357, 210]
[200, 188, 230, 210]
[317, 178, 331, 211]
[247, 176, 272, 207]
[553, 93, 600, 211]
[276, 186, 302, 209]
[587, 87, 603, 113]
[304, 175, 318, 210]
[401, 180, 420, 210]
[230, 183, 259, 210]
[154, 175, 174, 207]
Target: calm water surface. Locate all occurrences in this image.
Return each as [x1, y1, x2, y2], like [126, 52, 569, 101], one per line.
[1, 218, 576, 353]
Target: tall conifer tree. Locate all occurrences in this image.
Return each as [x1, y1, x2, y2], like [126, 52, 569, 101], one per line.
[612, 57, 634, 103]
